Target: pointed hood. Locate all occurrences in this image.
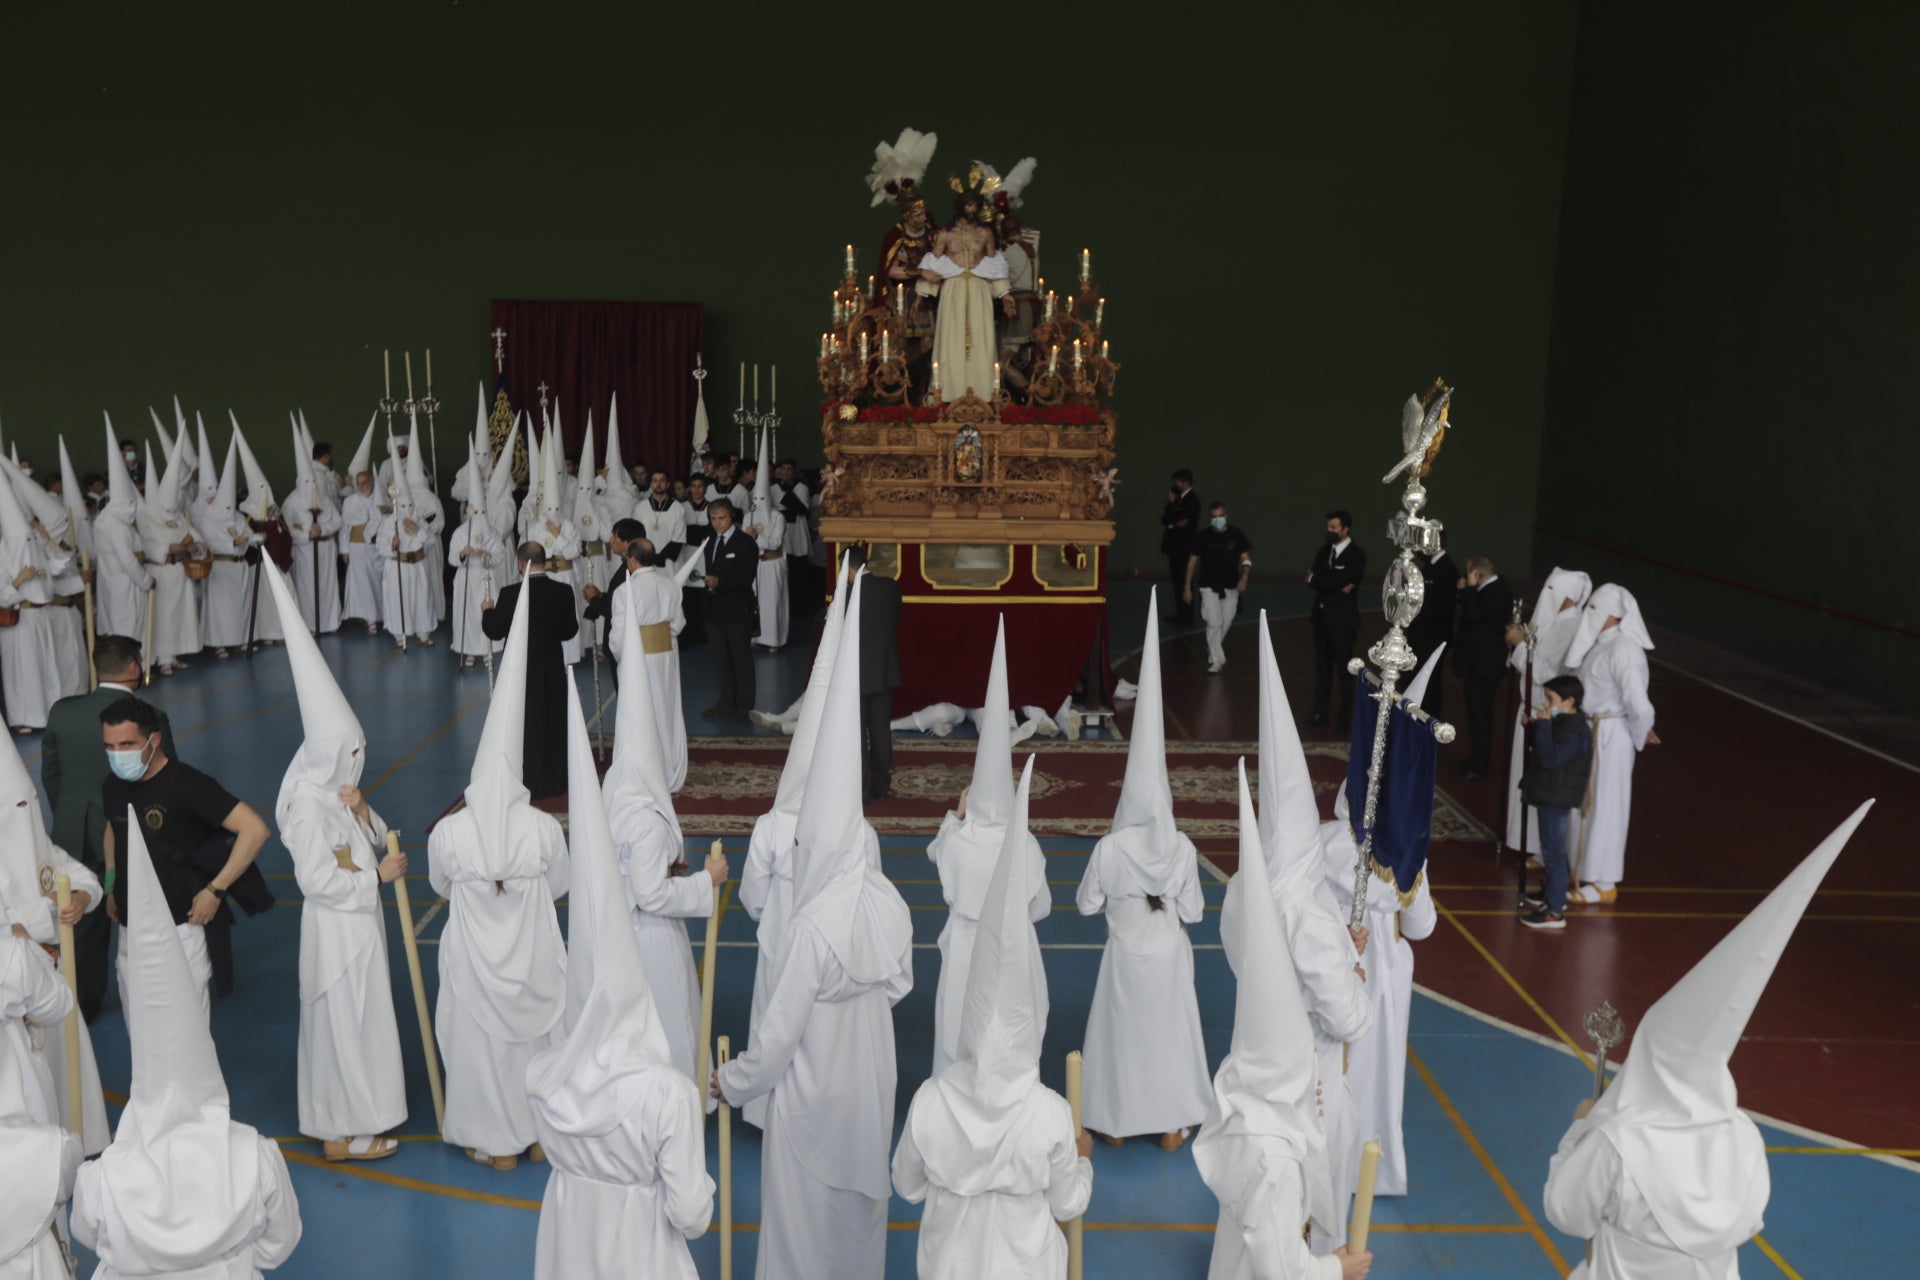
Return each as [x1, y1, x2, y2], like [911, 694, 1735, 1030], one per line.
[571, 416, 600, 540]
[527, 678, 682, 1137]
[1111, 587, 1176, 846]
[142, 441, 159, 506]
[769, 554, 852, 823]
[0, 708, 71, 943]
[289, 419, 322, 515]
[464, 576, 533, 878]
[1194, 759, 1334, 1230]
[966, 617, 1018, 828]
[1586, 800, 1872, 1255]
[212, 432, 239, 520]
[602, 394, 636, 505]
[230, 416, 276, 521]
[95, 808, 262, 1271]
[405, 413, 430, 505]
[104, 413, 140, 514]
[751, 425, 773, 518]
[148, 408, 174, 473]
[345, 413, 377, 481]
[602, 581, 680, 843]
[1568, 581, 1653, 671]
[1253, 610, 1333, 903]
[487, 414, 522, 538]
[0, 460, 32, 545]
[386, 433, 415, 516]
[1403, 641, 1446, 708]
[472, 384, 491, 475]
[789, 571, 913, 983]
[263, 561, 367, 826]
[3, 448, 66, 535]
[58, 436, 93, 556]
[538, 405, 565, 519]
[195, 414, 218, 508]
[462, 441, 488, 522]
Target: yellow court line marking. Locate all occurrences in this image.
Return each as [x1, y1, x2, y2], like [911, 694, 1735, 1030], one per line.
[1409, 1047, 1572, 1278]
[1753, 1234, 1805, 1279]
[1436, 901, 1591, 1066]
[280, 1147, 543, 1210]
[362, 691, 491, 796]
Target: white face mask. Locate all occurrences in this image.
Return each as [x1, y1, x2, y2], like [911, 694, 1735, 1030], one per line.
[107, 737, 156, 781]
[1210, 515, 1226, 531]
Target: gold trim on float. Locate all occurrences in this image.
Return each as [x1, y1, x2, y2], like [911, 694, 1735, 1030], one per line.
[900, 595, 1107, 605]
[1031, 544, 1100, 592]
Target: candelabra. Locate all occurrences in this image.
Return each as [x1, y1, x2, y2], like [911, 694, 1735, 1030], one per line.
[415, 387, 441, 490]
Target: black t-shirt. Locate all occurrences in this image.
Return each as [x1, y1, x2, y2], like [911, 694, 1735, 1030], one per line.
[1193, 525, 1253, 590]
[105, 760, 240, 925]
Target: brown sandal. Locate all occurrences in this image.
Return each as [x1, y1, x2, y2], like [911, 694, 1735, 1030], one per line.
[322, 1136, 398, 1162]
[467, 1148, 518, 1171]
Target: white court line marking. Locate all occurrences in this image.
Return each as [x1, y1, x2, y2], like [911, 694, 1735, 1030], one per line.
[1412, 982, 1920, 1176]
[1197, 853, 1231, 884]
[410, 901, 445, 936]
[1650, 655, 1920, 776]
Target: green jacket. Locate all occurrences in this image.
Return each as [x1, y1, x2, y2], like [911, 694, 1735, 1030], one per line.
[43, 685, 179, 871]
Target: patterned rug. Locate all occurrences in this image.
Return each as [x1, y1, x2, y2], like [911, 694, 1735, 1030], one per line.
[442, 735, 1493, 848]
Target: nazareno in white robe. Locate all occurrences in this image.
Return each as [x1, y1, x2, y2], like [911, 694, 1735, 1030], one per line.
[926, 809, 1051, 1077]
[0, 537, 66, 730]
[717, 915, 913, 1280]
[1200, 1134, 1343, 1280]
[283, 795, 407, 1141]
[1320, 819, 1434, 1198]
[193, 514, 254, 650]
[447, 518, 507, 657]
[1572, 628, 1655, 888]
[338, 489, 383, 627]
[751, 508, 788, 648]
[0, 1123, 80, 1280]
[371, 511, 435, 642]
[92, 509, 148, 641]
[891, 1080, 1092, 1280]
[1075, 827, 1213, 1139]
[0, 934, 74, 1131]
[71, 1134, 302, 1280]
[428, 805, 569, 1158]
[607, 569, 689, 793]
[611, 804, 708, 1084]
[287, 509, 344, 635]
[524, 518, 584, 664]
[736, 805, 795, 1132]
[1504, 604, 1587, 854]
[134, 506, 200, 666]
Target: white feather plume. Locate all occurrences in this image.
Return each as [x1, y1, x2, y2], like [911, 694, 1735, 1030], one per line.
[867, 127, 939, 206]
[1001, 156, 1038, 206]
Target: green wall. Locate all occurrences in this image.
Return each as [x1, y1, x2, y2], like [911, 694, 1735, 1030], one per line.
[1, 4, 1578, 586]
[1534, 4, 1920, 714]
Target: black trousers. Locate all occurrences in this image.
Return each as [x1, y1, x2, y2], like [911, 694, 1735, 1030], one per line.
[1167, 551, 1193, 622]
[712, 617, 755, 712]
[1464, 673, 1503, 773]
[861, 689, 894, 795]
[1311, 614, 1358, 726]
[680, 586, 708, 645]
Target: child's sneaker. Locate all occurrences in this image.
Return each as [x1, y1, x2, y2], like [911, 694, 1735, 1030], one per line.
[1518, 890, 1546, 911]
[1519, 908, 1565, 930]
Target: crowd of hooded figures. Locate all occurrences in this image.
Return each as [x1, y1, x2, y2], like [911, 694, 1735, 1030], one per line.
[0, 511, 1871, 1280]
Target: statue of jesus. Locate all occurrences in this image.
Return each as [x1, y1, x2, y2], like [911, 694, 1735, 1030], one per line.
[918, 191, 1015, 401]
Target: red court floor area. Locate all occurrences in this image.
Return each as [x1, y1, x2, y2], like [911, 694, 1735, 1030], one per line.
[1129, 611, 1920, 1155]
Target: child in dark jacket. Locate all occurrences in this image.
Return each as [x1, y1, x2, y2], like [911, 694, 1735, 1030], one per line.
[1518, 675, 1592, 929]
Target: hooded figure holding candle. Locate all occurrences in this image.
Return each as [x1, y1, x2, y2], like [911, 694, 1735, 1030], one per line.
[132, 428, 203, 676]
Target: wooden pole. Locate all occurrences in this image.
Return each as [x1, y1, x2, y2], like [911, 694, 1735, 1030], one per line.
[1348, 1139, 1383, 1254]
[55, 876, 84, 1135]
[142, 581, 155, 685]
[387, 830, 445, 1130]
[80, 549, 97, 690]
[717, 1035, 733, 1280]
[694, 840, 723, 1121]
[1066, 1049, 1085, 1280]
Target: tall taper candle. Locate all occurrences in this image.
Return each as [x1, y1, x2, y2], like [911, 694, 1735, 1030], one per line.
[405, 351, 414, 398]
[384, 349, 391, 397]
[753, 365, 759, 410]
[738, 363, 745, 411]
[771, 366, 777, 405]
[426, 347, 433, 388]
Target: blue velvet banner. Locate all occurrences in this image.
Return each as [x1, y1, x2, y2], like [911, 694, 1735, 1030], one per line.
[1342, 683, 1440, 895]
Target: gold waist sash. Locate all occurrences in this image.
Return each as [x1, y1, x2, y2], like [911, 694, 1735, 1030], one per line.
[547, 557, 573, 573]
[349, 524, 367, 543]
[640, 621, 673, 654]
[332, 847, 361, 872]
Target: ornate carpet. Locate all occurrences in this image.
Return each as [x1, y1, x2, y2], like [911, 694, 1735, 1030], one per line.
[443, 735, 1493, 849]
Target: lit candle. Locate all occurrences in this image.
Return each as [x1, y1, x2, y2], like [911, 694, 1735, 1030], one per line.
[1101, 340, 1110, 361]
[1045, 292, 1056, 323]
[1095, 298, 1105, 327]
[425, 347, 433, 388]
[1073, 339, 1083, 372]
[383, 349, 391, 397]
[859, 333, 869, 365]
[867, 274, 875, 298]
[896, 283, 906, 313]
[819, 333, 828, 360]
[1080, 247, 1091, 284]
[992, 361, 1002, 395]
[739, 363, 745, 410]
[405, 351, 414, 398]
[1037, 277, 1045, 296]
[1048, 345, 1059, 376]
[881, 330, 890, 363]
[845, 243, 855, 276]
[931, 359, 941, 399]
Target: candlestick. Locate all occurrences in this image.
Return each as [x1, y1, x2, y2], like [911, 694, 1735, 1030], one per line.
[1095, 299, 1105, 327]
[1101, 340, 1110, 362]
[405, 351, 414, 398]
[1048, 345, 1059, 376]
[930, 359, 941, 401]
[1044, 292, 1056, 323]
[1073, 339, 1083, 372]
[867, 275, 875, 299]
[425, 347, 433, 388]
[383, 349, 391, 397]
[753, 365, 760, 412]
[858, 333, 869, 365]
[992, 361, 1002, 396]
[1037, 277, 1045, 296]
[820, 333, 828, 360]
[772, 365, 777, 405]
[1080, 248, 1091, 284]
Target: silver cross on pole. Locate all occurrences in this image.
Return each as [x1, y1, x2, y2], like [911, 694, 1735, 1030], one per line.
[491, 328, 507, 374]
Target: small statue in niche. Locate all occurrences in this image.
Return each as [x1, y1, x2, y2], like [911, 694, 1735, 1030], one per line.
[953, 425, 984, 484]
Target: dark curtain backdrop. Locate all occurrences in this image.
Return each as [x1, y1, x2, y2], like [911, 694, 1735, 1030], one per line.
[487, 300, 705, 478]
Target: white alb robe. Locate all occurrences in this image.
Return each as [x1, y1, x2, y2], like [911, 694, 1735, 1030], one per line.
[337, 490, 383, 627]
[1076, 831, 1213, 1139]
[607, 569, 688, 792]
[446, 518, 507, 657]
[1505, 606, 1587, 853]
[283, 797, 407, 1142]
[0, 546, 64, 730]
[530, 1068, 712, 1280]
[1574, 629, 1656, 887]
[1320, 821, 1434, 1198]
[736, 806, 796, 1132]
[0, 1124, 79, 1280]
[612, 806, 708, 1084]
[193, 515, 253, 650]
[43, 566, 89, 702]
[287, 509, 344, 635]
[891, 1082, 1092, 1280]
[243, 522, 286, 644]
[428, 806, 569, 1158]
[371, 512, 435, 642]
[635, 497, 689, 565]
[751, 508, 788, 647]
[925, 810, 1051, 1076]
[70, 1135, 302, 1280]
[1200, 1135, 1343, 1280]
[1545, 1114, 1748, 1280]
[717, 920, 913, 1280]
[92, 512, 148, 641]
[134, 507, 200, 665]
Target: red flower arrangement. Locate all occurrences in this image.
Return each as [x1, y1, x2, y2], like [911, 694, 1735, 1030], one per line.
[1000, 404, 1107, 425]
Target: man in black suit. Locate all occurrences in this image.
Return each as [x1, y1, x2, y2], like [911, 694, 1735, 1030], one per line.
[1451, 554, 1517, 780]
[1407, 548, 1461, 721]
[481, 543, 581, 799]
[1307, 509, 1367, 733]
[581, 518, 643, 687]
[42, 634, 178, 1019]
[1160, 469, 1200, 625]
[847, 545, 903, 800]
[702, 500, 758, 720]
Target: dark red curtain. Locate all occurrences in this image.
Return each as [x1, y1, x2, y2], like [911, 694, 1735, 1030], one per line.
[487, 300, 705, 475]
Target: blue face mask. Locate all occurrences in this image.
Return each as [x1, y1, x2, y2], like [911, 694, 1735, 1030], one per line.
[106, 740, 153, 782]
[1548, 704, 1569, 717]
[1210, 516, 1227, 531]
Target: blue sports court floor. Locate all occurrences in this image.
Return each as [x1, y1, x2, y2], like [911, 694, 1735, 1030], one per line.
[24, 612, 1915, 1278]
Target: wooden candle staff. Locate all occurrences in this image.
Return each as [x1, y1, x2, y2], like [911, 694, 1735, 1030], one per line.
[387, 830, 445, 1130]
[694, 839, 724, 1119]
[80, 549, 96, 689]
[1066, 1049, 1085, 1280]
[142, 582, 155, 685]
[717, 1035, 734, 1280]
[1349, 1138, 1383, 1254]
[55, 876, 83, 1134]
